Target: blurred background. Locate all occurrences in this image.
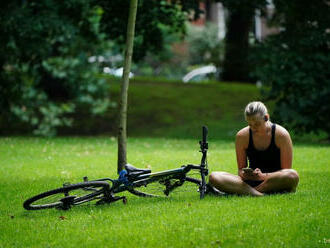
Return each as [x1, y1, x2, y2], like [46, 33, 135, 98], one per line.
[0, 0, 329, 140]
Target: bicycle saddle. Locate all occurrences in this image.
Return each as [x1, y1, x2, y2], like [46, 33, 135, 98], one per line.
[125, 164, 151, 176]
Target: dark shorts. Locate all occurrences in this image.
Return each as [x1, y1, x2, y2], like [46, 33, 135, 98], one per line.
[244, 180, 264, 188]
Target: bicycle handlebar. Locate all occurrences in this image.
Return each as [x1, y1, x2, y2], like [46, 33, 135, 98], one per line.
[202, 126, 208, 144]
[200, 126, 208, 151]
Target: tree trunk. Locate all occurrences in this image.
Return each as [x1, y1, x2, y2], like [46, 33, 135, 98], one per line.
[117, 0, 138, 174]
[222, 7, 254, 82]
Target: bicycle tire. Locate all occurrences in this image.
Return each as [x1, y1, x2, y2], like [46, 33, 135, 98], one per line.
[127, 179, 166, 198]
[186, 176, 208, 199]
[127, 188, 159, 197]
[185, 176, 202, 185]
[186, 176, 206, 199]
[23, 181, 109, 210]
[128, 176, 202, 198]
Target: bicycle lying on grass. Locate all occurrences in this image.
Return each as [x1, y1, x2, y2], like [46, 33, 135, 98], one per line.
[23, 126, 222, 210]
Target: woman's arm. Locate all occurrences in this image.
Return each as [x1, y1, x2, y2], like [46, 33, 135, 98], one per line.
[276, 125, 293, 169]
[235, 128, 249, 178]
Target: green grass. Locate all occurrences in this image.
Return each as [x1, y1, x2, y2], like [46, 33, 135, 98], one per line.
[59, 79, 261, 140]
[5, 76, 328, 142]
[1, 137, 329, 247]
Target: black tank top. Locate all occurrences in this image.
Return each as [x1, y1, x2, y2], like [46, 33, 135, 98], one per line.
[246, 124, 281, 173]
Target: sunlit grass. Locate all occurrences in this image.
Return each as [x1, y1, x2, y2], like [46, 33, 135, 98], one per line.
[0, 137, 329, 247]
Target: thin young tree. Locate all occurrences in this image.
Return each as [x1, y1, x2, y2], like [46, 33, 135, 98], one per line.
[117, 0, 138, 174]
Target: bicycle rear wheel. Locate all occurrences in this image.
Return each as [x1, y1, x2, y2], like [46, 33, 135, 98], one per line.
[23, 181, 109, 210]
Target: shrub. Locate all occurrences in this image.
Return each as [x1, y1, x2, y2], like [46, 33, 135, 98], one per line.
[252, 0, 330, 138]
[0, 1, 111, 136]
[186, 22, 224, 68]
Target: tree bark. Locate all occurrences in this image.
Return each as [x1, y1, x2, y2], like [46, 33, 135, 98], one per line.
[117, 0, 138, 174]
[222, 7, 254, 82]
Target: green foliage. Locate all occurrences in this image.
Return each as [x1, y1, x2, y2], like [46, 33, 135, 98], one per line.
[98, 0, 190, 61]
[9, 86, 75, 137]
[132, 22, 187, 79]
[186, 23, 224, 67]
[134, 22, 225, 80]
[0, 0, 111, 136]
[0, 0, 203, 136]
[252, 0, 330, 137]
[98, 0, 202, 80]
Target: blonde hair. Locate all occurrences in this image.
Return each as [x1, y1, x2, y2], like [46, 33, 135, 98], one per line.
[244, 101, 268, 120]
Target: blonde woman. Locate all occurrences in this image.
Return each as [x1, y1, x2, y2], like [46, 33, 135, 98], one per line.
[209, 101, 299, 196]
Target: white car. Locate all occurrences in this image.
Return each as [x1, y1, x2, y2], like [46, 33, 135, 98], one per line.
[182, 65, 217, 83]
[103, 67, 134, 78]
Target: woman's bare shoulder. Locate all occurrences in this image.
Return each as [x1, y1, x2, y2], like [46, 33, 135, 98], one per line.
[236, 126, 250, 137]
[274, 124, 292, 145]
[275, 124, 290, 137]
[236, 126, 250, 147]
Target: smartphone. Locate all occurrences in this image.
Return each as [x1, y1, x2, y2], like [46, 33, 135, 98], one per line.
[243, 167, 254, 173]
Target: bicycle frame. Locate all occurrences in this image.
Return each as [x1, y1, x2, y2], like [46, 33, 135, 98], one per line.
[23, 126, 211, 210]
[91, 126, 209, 198]
[114, 164, 207, 194]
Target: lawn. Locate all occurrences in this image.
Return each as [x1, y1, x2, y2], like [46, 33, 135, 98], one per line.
[55, 79, 261, 139]
[0, 136, 329, 248]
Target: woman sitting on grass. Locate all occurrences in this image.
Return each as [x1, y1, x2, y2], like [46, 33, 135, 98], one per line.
[209, 101, 299, 196]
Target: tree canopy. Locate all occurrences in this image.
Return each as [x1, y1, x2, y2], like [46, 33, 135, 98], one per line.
[0, 0, 199, 136]
[252, 0, 330, 138]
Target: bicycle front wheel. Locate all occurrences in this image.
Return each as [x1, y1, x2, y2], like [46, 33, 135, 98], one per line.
[23, 181, 109, 210]
[128, 176, 203, 198]
[128, 180, 167, 197]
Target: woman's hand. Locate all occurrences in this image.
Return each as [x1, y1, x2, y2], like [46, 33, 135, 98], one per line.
[241, 168, 266, 181]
